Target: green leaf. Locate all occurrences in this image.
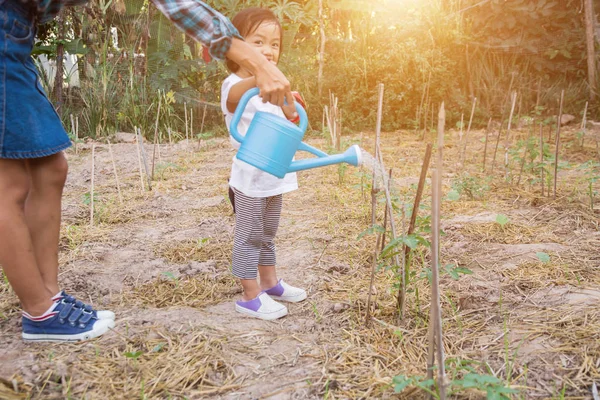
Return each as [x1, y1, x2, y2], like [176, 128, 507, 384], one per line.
[446, 189, 460, 201]
[151, 343, 166, 353]
[495, 214, 510, 227]
[124, 351, 143, 359]
[536, 252, 551, 263]
[161, 271, 177, 281]
[357, 225, 385, 240]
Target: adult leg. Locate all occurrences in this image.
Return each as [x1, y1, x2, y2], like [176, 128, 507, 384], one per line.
[0, 159, 54, 315]
[258, 194, 283, 290]
[24, 152, 68, 295]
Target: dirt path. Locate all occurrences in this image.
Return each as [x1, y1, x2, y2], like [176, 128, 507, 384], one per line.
[1, 130, 599, 399]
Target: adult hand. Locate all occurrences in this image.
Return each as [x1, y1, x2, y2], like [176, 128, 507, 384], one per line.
[254, 60, 293, 107]
[227, 38, 293, 107]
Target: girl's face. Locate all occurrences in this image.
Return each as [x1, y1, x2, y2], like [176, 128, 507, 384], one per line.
[245, 22, 281, 66]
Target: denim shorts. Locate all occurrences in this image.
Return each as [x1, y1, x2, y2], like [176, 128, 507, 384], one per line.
[0, 0, 71, 159]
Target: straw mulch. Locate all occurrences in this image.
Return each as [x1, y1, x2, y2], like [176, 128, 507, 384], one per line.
[1, 128, 599, 399]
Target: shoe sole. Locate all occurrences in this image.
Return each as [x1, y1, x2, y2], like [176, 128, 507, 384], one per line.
[22, 319, 115, 342]
[235, 304, 288, 320]
[270, 291, 307, 303]
[97, 310, 116, 320]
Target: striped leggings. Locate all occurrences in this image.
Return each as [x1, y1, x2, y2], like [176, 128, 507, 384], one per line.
[231, 188, 283, 280]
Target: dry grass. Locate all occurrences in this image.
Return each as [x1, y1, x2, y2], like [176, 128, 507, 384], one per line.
[2, 130, 600, 399]
[123, 274, 239, 309]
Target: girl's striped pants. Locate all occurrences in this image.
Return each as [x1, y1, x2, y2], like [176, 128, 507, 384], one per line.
[231, 188, 282, 279]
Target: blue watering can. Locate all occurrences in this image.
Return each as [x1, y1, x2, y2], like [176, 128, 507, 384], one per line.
[230, 88, 362, 179]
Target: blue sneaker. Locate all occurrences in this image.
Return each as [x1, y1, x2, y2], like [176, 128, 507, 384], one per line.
[54, 291, 115, 321]
[22, 297, 115, 342]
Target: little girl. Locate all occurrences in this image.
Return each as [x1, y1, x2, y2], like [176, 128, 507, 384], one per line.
[221, 7, 307, 320]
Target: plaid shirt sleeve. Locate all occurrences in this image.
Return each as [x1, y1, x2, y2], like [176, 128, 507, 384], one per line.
[150, 0, 242, 61]
[33, 0, 89, 23]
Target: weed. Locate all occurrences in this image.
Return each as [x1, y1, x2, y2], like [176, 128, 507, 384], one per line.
[451, 173, 491, 200]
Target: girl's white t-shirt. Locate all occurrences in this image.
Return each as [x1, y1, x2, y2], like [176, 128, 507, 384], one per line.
[221, 73, 298, 198]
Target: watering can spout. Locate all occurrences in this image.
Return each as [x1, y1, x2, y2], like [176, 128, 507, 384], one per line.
[287, 144, 363, 174]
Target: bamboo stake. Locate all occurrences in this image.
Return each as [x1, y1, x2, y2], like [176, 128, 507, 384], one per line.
[482, 118, 492, 171]
[490, 120, 505, 173]
[184, 102, 189, 144]
[152, 91, 162, 181]
[503, 92, 518, 178]
[75, 116, 79, 155]
[554, 89, 564, 199]
[540, 122, 544, 196]
[516, 120, 534, 185]
[90, 144, 95, 226]
[365, 246, 379, 326]
[366, 84, 385, 326]
[140, 129, 152, 191]
[190, 108, 194, 142]
[137, 128, 152, 191]
[135, 127, 144, 192]
[70, 114, 76, 154]
[107, 139, 123, 205]
[371, 84, 403, 318]
[380, 169, 392, 253]
[461, 97, 477, 166]
[200, 103, 207, 135]
[458, 113, 464, 144]
[581, 101, 589, 147]
[430, 101, 447, 399]
[398, 143, 432, 316]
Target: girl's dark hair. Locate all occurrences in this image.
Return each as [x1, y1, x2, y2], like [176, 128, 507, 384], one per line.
[226, 7, 283, 73]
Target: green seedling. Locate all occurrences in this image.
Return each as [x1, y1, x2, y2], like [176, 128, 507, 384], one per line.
[495, 214, 510, 228]
[536, 252, 550, 264]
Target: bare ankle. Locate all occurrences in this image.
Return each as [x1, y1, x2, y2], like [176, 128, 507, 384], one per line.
[22, 298, 55, 317]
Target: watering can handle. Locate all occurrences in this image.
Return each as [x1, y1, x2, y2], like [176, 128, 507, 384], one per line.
[298, 142, 328, 158]
[229, 87, 308, 144]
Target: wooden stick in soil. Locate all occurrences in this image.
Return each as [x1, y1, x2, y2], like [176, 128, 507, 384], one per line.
[380, 169, 392, 253]
[428, 101, 447, 399]
[184, 102, 189, 144]
[581, 101, 589, 148]
[490, 120, 505, 174]
[70, 114, 76, 154]
[540, 122, 545, 196]
[135, 127, 144, 192]
[554, 89, 564, 199]
[366, 83, 385, 325]
[75, 116, 79, 155]
[90, 144, 95, 226]
[137, 128, 152, 191]
[398, 143, 432, 316]
[503, 92, 518, 178]
[200, 103, 207, 135]
[461, 97, 477, 166]
[482, 118, 492, 171]
[516, 120, 534, 185]
[107, 139, 123, 205]
[151, 91, 162, 181]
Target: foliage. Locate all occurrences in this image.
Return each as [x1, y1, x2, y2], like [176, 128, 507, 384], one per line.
[393, 358, 518, 399]
[35, 0, 598, 138]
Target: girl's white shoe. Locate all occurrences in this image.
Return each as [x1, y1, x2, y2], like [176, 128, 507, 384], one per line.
[235, 292, 288, 320]
[264, 279, 307, 303]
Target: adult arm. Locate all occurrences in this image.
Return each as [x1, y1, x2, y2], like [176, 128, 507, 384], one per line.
[150, 0, 293, 107]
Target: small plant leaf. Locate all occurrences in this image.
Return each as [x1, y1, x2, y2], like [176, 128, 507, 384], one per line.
[495, 214, 510, 227]
[446, 189, 460, 201]
[124, 351, 143, 359]
[536, 252, 551, 263]
[161, 271, 177, 281]
[151, 343, 166, 353]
